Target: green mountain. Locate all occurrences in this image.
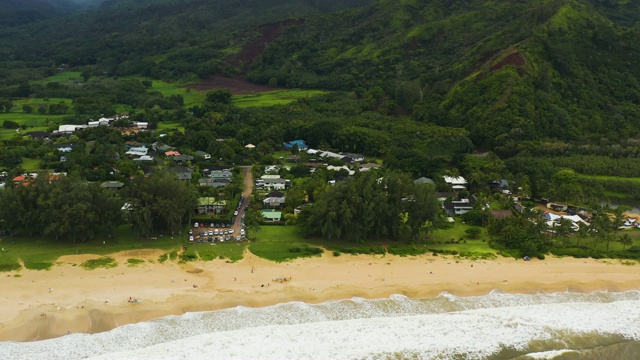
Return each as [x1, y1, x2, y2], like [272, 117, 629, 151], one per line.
[0, 0, 77, 27]
[245, 0, 640, 147]
[2, 0, 640, 150]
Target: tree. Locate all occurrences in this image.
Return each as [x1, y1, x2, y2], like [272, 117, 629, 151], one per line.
[619, 234, 633, 250]
[465, 227, 482, 239]
[22, 104, 33, 113]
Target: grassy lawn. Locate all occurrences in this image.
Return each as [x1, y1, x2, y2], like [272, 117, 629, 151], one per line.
[233, 89, 326, 108]
[250, 225, 322, 262]
[0, 225, 181, 272]
[182, 241, 247, 262]
[157, 122, 185, 133]
[21, 157, 40, 171]
[577, 174, 640, 184]
[40, 72, 83, 83]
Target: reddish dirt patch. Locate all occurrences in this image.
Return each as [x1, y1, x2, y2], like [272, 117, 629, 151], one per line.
[227, 19, 304, 73]
[183, 76, 283, 94]
[490, 52, 526, 72]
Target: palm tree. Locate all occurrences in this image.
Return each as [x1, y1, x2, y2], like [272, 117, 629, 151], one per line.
[619, 234, 633, 251]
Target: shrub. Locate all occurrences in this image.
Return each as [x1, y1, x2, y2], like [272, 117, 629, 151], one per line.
[333, 251, 341, 257]
[81, 257, 117, 270]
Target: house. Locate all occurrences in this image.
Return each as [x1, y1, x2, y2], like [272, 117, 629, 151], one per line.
[443, 176, 468, 190]
[343, 153, 365, 162]
[126, 147, 148, 156]
[12, 175, 27, 185]
[26, 131, 50, 139]
[261, 178, 289, 190]
[414, 177, 435, 186]
[327, 165, 355, 176]
[101, 181, 124, 191]
[443, 198, 474, 216]
[152, 143, 173, 152]
[133, 155, 154, 162]
[261, 209, 282, 222]
[173, 154, 194, 164]
[261, 174, 281, 180]
[263, 190, 286, 208]
[165, 151, 181, 157]
[60, 156, 67, 162]
[245, 143, 256, 149]
[265, 165, 279, 174]
[197, 197, 227, 215]
[125, 141, 144, 149]
[211, 170, 233, 180]
[201, 165, 231, 174]
[283, 139, 308, 151]
[176, 172, 192, 181]
[294, 203, 312, 216]
[198, 178, 231, 188]
[57, 144, 74, 153]
[359, 163, 381, 172]
[195, 151, 211, 160]
[319, 150, 344, 160]
[489, 210, 513, 220]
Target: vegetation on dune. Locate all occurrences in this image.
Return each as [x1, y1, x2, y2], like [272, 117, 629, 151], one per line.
[81, 256, 117, 270]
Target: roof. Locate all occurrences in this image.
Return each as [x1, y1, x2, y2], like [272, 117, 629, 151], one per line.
[13, 175, 26, 182]
[101, 181, 124, 189]
[267, 190, 285, 198]
[195, 151, 210, 156]
[414, 177, 435, 185]
[165, 151, 181, 156]
[245, 143, 256, 149]
[198, 197, 226, 206]
[174, 154, 194, 161]
[489, 210, 513, 220]
[27, 131, 49, 138]
[261, 210, 282, 220]
[176, 173, 192, 180]
[167, 166, 194, 174]
[443, 176, 467, 185]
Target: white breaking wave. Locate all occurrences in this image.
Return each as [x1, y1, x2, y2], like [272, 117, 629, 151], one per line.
[2, 290, 640, 360]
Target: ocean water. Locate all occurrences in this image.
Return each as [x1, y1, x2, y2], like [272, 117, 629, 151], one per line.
[2, 290, 640, 360]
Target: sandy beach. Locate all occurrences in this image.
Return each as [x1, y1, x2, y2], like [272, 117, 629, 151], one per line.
[1, 249, 639, 342]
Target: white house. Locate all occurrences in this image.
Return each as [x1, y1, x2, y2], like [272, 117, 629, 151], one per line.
[262, 178, 289, 190]
[443, 176, 468, 190]
[133, 155, 154, 162]
[126, 147, 148, 156]
[263, 190, 286, 207]
[327, 165, 355, 176]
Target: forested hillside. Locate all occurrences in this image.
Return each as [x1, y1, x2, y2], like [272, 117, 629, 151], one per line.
[0, 0, 77, 27]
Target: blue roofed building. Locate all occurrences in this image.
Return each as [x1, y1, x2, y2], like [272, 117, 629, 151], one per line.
[283, 139, 308, 151]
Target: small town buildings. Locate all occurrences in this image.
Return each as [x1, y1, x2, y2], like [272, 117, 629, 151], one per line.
[443, 176, 468, 190]
[343, 153, 365, 162]
[198, 178, 231, 188]
[263, 190, 286, 208]
[165, 151, 181, 157]
[245, 143, 256, 149]
[126, 146, 148, 156]
[359, 163, 381, 172]
[57, 144, 74, 153]
[195, 151, 211, 160]
[444, 198, 474, 216]
[101, 181, 124, 191]
[173, 154, 194, 164]
[197, 197, 227, 215]
[257, 178, 289, 190]
[133, 155, 154, 162]
[26, 131, 50, 139]
[327, 165, 355, 175]
[211, 170, 233, 180]
[414, 177, 435, 186]
[261, 209, 282, 222]
[283, 139, 308, 151]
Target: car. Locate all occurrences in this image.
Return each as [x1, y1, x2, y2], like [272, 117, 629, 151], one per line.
[189, 236, 194, 242]
[225, 235, 230, 241]
[188, 229, 193, 235]
[214, 229, 219, 235]
[240, 229, 245, 236]
[200, 223, 204, 227]
[208, 230, 213, 236]
[210, 223, 215, 228]
[236, 235, 241, 241]
[194, 222, 199, 228]
[208, 237, 213, 242]
[234, 210, 239, 216]
[228, 229, 234, 234]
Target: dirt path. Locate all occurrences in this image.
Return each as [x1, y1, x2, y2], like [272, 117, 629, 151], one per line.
[232, 166, 253, 236]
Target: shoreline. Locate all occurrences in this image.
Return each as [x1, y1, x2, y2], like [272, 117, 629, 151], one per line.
[1, 250, 639, 342]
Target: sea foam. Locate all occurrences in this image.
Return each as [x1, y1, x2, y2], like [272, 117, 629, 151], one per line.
[2, 290, 639, 360]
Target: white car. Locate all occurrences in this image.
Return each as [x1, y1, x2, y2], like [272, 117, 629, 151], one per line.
[189, 236, 194, 242]
[214, 229, 219, 235]
[228, 229, 234, 234]
[234, 210, 238, 216]
[193, 222, 199, 228]
[240, 229, 245, 236]
[208, 230, 213, 236]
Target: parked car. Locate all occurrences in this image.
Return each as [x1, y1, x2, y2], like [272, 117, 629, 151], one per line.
[189, 236, 194, 242]
[200, 223, 204, 227]
[208, 230, 213, 236]
[240, 229, 245, 236]
[188, 229, 193, 235]
[234, 210, 238, 216]
[210, 223, 215, 228]
[228, 229, 234, 234]
[194, 222, 199, 228]
[236, 235, 241, 241]
[214, 229, 219, 235]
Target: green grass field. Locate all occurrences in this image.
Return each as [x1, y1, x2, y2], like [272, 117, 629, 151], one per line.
[21, 157, 40, 171]
[0, 225, 181, 272]
[250, 225, 322, 262]
[233, 89, 326, 108]
[156, 122, 185, 133]
[40, 72, 83, 83]
[577, 174, 640, 184]
[181, 241, 247, 262]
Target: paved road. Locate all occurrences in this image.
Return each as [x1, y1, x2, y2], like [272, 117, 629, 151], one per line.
[232, 166, 253, 236]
